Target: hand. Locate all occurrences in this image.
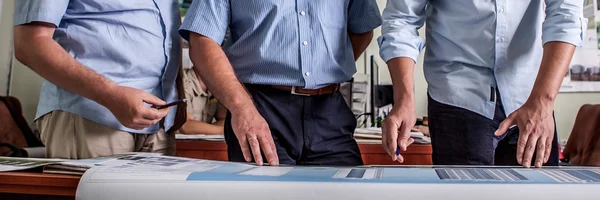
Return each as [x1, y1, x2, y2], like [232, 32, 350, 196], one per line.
[230, 106, 279, 166]
[382, 104, 416, 163]
[102, 85, 170, 130]
[495, 101, 555, 168]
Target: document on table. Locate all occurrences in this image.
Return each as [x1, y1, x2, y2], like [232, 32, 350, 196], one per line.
[74, 154, 600, 200]
[0, 157, 64, 172]
[175, 134, 225, 141]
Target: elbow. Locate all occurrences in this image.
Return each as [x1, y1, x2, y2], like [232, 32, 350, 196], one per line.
[178, 123, 192, 134]
[13, 34, 27, 63]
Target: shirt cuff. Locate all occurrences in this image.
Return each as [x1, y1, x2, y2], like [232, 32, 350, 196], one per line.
[348, 15, 383, 34]
[179, 19, 227, 45]
[13, 9, 63, 27]
[542, 16, 587, 47]
[377, 34, 423, 63]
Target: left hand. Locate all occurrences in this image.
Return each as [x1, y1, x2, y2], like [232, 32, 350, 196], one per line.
[494, 101, 555, 168]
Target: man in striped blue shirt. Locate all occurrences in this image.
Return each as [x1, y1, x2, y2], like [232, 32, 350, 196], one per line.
[378, 0, 585, 168]
[180, 0, 382, 166]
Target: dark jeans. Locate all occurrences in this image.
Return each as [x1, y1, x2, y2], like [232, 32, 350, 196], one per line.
[224, 84, 363, 166]
[428, 95, 559, 166]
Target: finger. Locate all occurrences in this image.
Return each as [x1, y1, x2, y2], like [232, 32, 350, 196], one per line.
[495, 114, 516, 137]
[141, 93, 167, 106]
[534, 135, 546, 168]
[521, 133, 539, 168]
[248, 136, 263, 166]
[131, 117, 155, 127]
[516, 126, 530, 165]
[382, 119, 399, 160]
[236, 135, 252, 162]
[142, 106, 170, 120]
[544, 135, 553, 163]
[259, 134, 278, 166]
[398, 121, 413, 151]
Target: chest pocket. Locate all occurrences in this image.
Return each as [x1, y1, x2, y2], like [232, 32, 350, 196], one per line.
[315, 0, 348, 30]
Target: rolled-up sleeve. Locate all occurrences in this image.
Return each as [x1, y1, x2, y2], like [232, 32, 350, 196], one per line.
[377, 0, 428, 63]
[13, 0, 69, 27]
[542, 0, 586, 47]
[347, 0, 382, 34]
[178, 0, 230, 45]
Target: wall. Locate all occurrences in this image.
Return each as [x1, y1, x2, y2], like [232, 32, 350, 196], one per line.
[365, 0, 600, 141]
[0, 0, 44, 121]
[0, 0, 12, 95]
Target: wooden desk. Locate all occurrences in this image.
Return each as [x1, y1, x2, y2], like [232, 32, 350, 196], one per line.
[176, 140, 433, 165]
[0, 171, 79, 200]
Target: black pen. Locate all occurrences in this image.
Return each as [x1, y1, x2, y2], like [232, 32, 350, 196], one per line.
[152, 98, 187, 110]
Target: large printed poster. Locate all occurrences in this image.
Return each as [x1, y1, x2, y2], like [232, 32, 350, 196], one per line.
[561, 0, 600, 92]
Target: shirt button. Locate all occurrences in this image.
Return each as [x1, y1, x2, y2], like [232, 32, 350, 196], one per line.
[305, 72, 311, 76]
[498, 8, 504, 13]
[300, 11, 306, 16]
[497, 38, 504, 43]
[302, 41, 308, 46]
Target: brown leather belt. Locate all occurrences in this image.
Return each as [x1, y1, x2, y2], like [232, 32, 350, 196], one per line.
[271, 84, 340, 96]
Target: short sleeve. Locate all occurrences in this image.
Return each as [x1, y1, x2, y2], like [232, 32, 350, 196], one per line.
[178, 0, 230, 45]
[347, 0, 383, 34]
[13, 0, 70, 27]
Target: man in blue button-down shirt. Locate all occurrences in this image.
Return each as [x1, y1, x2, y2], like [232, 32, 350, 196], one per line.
[378, 0, 586, 168]
[13, 0, 182, 159]
[180, 0, 382, 166]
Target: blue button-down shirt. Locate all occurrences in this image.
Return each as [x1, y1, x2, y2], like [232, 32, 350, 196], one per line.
[378, 0, 586, 119]
[179, 0, 382, 89]
[14, 0, 182, 134]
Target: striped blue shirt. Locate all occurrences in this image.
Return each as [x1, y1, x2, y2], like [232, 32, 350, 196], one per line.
[378, 0, 586, 119]
[179, 0, 382, 89]
[14, 0, 182, 134]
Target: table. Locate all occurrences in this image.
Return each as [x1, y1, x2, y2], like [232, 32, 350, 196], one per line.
[176, 140, 433, 165]
[0, 171, 79, 200]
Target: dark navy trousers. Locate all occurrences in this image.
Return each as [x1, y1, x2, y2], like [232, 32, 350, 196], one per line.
[224, 84, 363, 166]
[428, 94, 559, 166]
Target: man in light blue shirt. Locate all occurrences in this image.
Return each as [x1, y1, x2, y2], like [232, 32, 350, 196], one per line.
[378, 0, 585, 168]
[13, 0, 183, 159]
[180, 0, 382, 166]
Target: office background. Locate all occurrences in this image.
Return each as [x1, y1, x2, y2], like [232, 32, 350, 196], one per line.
[0, 0, 599, 142]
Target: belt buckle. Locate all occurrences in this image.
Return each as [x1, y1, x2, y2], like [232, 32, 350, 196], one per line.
[290, 86, 310, 96]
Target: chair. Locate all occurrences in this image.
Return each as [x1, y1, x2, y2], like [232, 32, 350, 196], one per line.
[0, 96, 45, 157]
[562, 104, 600, 166]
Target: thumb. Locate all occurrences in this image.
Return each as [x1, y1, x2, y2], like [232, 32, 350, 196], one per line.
[398, 122, 413, 151]
[495, 114, 516, 137]
[141, 92, 166, 106]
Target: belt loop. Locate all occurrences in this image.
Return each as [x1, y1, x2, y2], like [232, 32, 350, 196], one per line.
[290, 86, 310, 96]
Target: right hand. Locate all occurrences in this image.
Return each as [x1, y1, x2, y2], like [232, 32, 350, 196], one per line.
[230, 106, 279, 166]
[382, 103, 416, 163]
[102, 85, 170, 130]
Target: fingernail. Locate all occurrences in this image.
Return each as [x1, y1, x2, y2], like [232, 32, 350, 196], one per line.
[536, 161, 541, 167]
[524, 161, 529, 167]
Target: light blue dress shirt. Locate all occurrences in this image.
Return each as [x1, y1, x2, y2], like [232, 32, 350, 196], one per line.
[14, 0, 182, 134]
[378, 0, 586, 119]
[179, 0, 382, 89]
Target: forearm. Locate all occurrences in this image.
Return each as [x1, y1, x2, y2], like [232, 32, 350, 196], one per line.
[13, 24, 116, 105]
[527, 42, 576, 107]
[189, 33, 254, 114]
[179, 120, 224, 135]
[386, 57, 416, 105]
[349, 31, 373, 61]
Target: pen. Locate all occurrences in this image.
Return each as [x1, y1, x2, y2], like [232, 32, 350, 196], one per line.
[152, 98, 187, 110]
